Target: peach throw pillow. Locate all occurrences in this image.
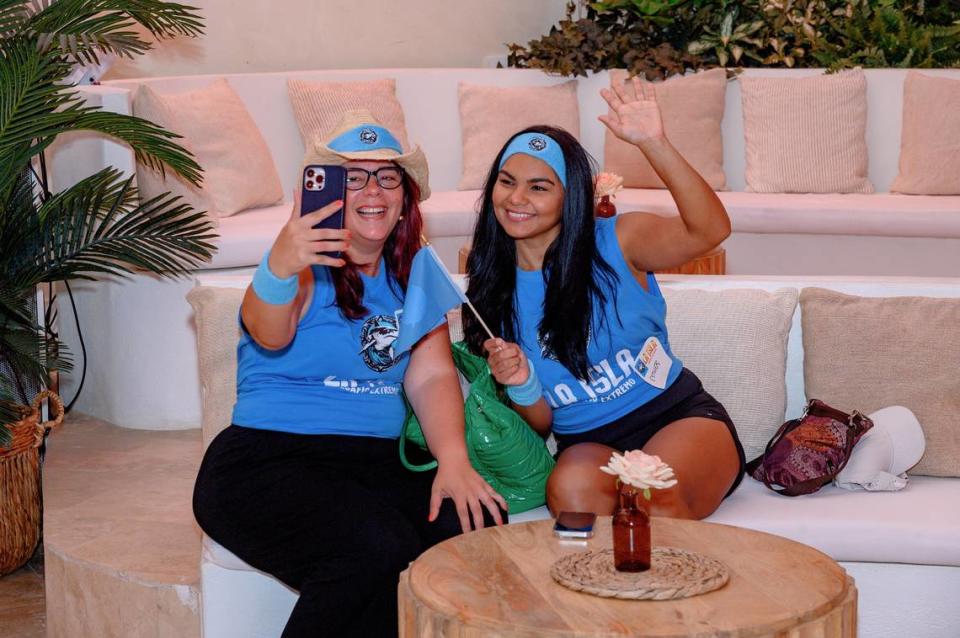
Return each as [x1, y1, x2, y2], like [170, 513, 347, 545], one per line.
[458, 80, 580, 190]
[133, 78, 283, 221]
[740, 69, 873, 194]
[287, 78, 410, 152]
[604, 68, 727, 190]
[891, 71, 960, 195]
[801, 288, 960, 477]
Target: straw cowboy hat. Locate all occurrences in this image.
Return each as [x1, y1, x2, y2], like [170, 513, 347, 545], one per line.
[305, 109, 431, 200]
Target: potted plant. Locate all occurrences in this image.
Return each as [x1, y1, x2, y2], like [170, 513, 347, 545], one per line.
[0, 0, 215, 575]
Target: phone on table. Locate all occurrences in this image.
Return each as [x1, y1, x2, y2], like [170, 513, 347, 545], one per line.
[553, 511, 597, 539]
[300, 164, 346, 257]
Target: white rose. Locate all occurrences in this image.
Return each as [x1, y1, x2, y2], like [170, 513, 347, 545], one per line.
[599, 450, 678, 490]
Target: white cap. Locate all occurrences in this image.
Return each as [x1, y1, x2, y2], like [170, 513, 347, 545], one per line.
[837, 406, 926, 486]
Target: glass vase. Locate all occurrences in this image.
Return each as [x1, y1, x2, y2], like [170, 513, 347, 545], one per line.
[612, 483, 651, 572]
[595, 195, 616, 218]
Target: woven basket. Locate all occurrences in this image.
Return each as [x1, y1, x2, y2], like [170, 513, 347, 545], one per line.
[0, 391, 64, 577]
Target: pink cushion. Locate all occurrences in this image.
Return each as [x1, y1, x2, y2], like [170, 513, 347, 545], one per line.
[604, 68, 727, 190]
[740, 70, 873, 194]
[457, 80, 580, 190]
[891, 71, 960, 195]
[133, 78, 283, 221]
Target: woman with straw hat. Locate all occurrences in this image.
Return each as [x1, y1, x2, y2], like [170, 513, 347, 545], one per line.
[193, 110, 506, 637]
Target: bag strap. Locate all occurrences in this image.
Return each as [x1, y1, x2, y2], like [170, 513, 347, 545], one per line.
[398, 400, 438, 473]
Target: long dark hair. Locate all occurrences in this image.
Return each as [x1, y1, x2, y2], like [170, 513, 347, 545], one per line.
[330, 171, 423, 319]
[463, 125, 618, 380]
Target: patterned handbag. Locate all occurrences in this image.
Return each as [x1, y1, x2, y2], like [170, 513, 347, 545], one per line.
[746, 399, 874, 496]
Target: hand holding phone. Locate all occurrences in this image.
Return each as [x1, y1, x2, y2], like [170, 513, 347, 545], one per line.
[300, 164, 346, 258]
[553, 511, 597, 539]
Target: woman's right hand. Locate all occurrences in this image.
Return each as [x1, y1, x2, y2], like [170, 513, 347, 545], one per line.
[268, 193, 351, 278]
[483, 338, 529, 386]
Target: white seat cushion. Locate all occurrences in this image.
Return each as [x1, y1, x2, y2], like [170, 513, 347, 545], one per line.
[201, 189, 960, 271]
[706, 476, 960, 566]
[614, 189, 960, 238]
[420, 190, 482, 237]
[203, 534, 266, 572]
[203, 202, 290, 270]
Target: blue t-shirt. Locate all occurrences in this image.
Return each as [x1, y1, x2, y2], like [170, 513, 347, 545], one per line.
[514, 217, 683, 434]
[232, 260, 410, 437]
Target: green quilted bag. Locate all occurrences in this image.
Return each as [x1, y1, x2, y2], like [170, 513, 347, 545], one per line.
[399, 341, 555, 514]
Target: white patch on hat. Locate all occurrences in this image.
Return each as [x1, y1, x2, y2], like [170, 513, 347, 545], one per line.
[528, 136, 547, 152]
[359, 128, 378, 145]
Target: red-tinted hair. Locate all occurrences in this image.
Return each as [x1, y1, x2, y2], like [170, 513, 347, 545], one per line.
[330, 173, 424, 319]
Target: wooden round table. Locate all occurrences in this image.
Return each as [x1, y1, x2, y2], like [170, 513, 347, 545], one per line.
[399, 518, 856, 637]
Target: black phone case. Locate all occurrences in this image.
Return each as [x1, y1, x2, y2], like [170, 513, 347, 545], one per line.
[300, 164, 346, 257]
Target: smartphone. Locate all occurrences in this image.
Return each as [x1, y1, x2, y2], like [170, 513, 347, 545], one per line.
[553, 511, 597, 539]
[300, 164, 346, 257]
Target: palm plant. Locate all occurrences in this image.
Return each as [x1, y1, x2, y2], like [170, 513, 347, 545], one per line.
[0, 0, 216, 446]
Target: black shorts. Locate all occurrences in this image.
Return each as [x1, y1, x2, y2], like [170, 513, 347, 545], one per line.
[553, 368, 746, 497]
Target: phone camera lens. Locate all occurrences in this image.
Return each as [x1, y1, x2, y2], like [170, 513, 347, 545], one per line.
[306, 180, 314, 189]
[306, 169, 315, 178]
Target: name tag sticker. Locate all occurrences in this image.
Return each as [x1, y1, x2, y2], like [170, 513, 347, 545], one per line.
[636, 337, 671, 389]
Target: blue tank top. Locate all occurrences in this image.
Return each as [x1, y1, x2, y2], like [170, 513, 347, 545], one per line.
[514, 217, 683, 434]
[232, 260, 410, 437]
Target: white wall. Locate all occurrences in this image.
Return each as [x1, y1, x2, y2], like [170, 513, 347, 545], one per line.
[105, 0, 570, 79]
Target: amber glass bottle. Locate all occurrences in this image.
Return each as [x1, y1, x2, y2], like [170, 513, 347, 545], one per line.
[612, 483, 651, 572]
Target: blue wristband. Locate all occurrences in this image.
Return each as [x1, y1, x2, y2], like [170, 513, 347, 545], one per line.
[251, 250, 298, 305]
[506, 360, 543, 406]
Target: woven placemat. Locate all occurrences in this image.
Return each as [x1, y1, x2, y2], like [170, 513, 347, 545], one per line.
[550, 547, 728, 600]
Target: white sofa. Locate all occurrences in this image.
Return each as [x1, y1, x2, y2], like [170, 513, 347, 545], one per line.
[50, 67, 960, 431]
[188, 273, 960, 638]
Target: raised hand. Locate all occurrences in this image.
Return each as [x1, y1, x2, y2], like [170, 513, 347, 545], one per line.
[268, 189, 351, 278]
[483, 338, 529, 387]
[599, 76, 666, 147]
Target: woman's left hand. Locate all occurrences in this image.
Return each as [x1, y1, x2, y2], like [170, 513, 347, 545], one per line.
[429, 459, 507, 533]
[599, 76, 666, 147]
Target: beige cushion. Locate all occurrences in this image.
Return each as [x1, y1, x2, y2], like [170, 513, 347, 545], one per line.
[458, 80, 580, 190]
[604, 69, 727, 190]
[740, 69, 873, 194]
[186, 286, 244, 449]
[287, 78, 409, 152]
[133, 78, 283, 222]
[663, 288, 798, 462]
[891, 71, 960, 195]
[801, 288, 960, 477]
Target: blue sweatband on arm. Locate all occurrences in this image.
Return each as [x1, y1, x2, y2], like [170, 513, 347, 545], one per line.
[251, 250, 298, 305]
[506, 360, 544, 407]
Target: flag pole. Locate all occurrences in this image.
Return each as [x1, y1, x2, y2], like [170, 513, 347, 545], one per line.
[420, 234, 497, 342]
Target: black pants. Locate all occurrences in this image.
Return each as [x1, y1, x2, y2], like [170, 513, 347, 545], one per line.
[193, 425, 485, 638]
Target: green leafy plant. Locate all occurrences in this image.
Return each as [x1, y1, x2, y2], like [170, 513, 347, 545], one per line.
[507, 0, 960, 77]
[506, 1, 705, 80]
[0, 0, 216, 445]
[813, 0, 960, 69]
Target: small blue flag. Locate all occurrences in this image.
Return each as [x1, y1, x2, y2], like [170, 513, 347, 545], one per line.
[393, 245, 468, 354]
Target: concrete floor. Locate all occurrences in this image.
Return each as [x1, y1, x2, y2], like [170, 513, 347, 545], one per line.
[0, 545, 45, 638]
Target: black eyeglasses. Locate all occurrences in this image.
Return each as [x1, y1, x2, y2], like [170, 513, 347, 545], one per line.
[344, 167, 404, 191]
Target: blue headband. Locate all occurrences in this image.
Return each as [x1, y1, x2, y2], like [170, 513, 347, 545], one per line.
[328, 124, 403, 154]
[497, 132, 567, 188]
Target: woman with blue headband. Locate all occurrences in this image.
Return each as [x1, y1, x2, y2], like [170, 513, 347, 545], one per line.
[193, 110, 506, 638]
[463, 79, 746, 521]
